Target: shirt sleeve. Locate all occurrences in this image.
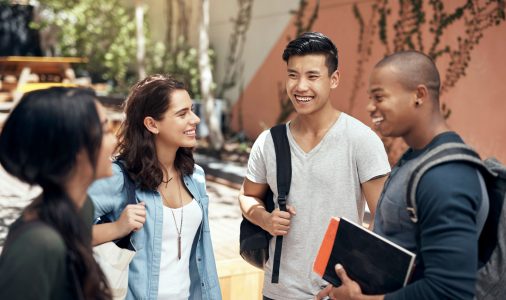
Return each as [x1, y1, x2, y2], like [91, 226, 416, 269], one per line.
[87, 163, 126, 220]
[354, 127, 391, 183]
[193, 164, 208, 196]
[385, 162, 481, 300]
[246, 130, 270, 184]
[0, 226, 67, 300]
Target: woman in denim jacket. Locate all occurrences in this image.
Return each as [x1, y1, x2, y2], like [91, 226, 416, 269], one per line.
[89, 75, 221, 300]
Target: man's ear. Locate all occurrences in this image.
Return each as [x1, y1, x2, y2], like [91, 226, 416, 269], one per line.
[143, 116, 159, 134]
[330, 70, 340, 89]
[414, 84, 429, 106]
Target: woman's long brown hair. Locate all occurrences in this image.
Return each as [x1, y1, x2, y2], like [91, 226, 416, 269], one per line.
[116, 74, 195, 190]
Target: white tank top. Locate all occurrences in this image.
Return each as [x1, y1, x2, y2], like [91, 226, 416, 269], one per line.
[158, 199, 202, 300]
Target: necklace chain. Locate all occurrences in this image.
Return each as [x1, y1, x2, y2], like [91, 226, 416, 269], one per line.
[161, 165, 174, 188]
[160, 176, 184, 259]
[161, 176, 173, 187]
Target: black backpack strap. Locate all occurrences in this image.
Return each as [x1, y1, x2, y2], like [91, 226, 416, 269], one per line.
[406, 142, 490, 223]
[112, 160, 137, 250]
[113, 160, 137, 206]
[270, 124, 292, 283]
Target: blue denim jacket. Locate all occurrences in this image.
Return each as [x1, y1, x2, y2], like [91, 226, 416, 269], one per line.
[88, 163, 222, 300]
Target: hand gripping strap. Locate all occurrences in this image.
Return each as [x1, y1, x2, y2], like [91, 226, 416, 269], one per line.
[270, 124, 292, 283]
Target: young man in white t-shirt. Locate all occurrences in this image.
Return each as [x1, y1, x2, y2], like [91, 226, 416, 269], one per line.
[238, 32, 391, 300]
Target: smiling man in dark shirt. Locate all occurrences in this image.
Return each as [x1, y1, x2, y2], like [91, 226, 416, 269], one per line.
[317, 51, 484, 300]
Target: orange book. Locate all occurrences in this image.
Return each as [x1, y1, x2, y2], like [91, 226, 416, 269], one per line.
[313, 217, 416, 295]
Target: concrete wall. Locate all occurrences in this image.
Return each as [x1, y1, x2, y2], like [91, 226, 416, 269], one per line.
[144, 0, 201, 46]
[143, 0, 299, 106]
[209, 0, 299, 104]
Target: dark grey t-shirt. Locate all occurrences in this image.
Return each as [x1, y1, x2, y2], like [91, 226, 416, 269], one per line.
[0, 196, 94, 300]
[374, 132, 482, 299]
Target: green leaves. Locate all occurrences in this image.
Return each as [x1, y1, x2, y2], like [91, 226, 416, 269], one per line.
[35, 0, 216, 97]
[36, 0, 137, 88]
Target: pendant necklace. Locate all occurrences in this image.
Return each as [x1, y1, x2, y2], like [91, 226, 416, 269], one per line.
[161, 177, 173, 188]
[161, 165, 174, 188]
[161, 179, 184, 260]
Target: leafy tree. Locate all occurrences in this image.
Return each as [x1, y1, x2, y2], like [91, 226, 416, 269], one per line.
[34, 0, 218, 98]
[32, 0, 137, 89]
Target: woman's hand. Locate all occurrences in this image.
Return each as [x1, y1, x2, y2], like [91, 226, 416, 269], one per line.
[115, 202, 146, 236]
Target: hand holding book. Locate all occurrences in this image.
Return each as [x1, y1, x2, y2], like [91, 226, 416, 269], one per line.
[315, 264, 367, 300]
[313, 217, 416, 296]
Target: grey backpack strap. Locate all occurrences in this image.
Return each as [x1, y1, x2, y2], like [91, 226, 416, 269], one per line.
[406, 143, 489, 223]
[476, 171, 490, 235]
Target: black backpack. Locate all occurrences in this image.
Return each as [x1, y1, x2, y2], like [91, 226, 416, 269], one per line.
[239, 124, 291, 284]
[405, 142, 506, 299]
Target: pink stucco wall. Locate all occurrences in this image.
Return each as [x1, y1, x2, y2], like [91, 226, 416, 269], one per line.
[231, 0, 506, 163]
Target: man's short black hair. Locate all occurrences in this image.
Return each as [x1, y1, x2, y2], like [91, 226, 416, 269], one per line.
[375, 51, 441, 100]
[282, 32, 338, 75]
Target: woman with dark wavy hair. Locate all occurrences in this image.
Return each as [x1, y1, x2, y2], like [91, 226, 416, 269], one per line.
[0, 87, 116, 300]
[89, 74, 221, 300]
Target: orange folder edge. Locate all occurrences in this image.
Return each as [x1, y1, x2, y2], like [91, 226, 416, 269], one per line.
[313, 217, 340, 276]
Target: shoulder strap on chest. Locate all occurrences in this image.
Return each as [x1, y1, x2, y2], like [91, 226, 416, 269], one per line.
[406, 142, 492, 223]
[269, 123, 292, 284]
[113, 160, 137, 206]
[270, 124, 292, 207]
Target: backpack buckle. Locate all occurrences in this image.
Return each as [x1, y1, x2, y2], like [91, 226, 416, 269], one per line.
[406, 207, 418, 223]
[277, 194, 287, 207]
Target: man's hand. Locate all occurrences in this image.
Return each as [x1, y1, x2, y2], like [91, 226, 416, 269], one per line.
[115, 202, 146, 236]
[315, 264, 365, 300]
[315, 285, 333, 300]
[262, 205, 296, 236]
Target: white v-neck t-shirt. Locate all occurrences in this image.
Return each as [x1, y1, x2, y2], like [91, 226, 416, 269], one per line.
[157, 199, 202, 300]
[246, 113, 391, 299]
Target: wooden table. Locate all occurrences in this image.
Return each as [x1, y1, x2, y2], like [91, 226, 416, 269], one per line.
[0, 56, 87, 102]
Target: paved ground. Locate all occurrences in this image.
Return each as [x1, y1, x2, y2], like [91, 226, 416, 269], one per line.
[206, 180, 243, 260]
[0, 159, 245, 261]
[196, 153, 247, 260]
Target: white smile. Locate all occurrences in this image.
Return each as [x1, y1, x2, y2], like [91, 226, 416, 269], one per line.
[295, 95, 313, 103]
[371, 116, 384, 126]
[184, 129, 196, 136]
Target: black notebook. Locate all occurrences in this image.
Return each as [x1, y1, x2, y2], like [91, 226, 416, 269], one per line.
[313, 217, 416, 295]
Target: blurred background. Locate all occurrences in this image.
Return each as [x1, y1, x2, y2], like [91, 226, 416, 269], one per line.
[1, 1, 505, 299]
[1, 0, 505, 163]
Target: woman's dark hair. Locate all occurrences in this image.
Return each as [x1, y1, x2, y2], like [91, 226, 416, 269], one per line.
[0, 87, 111, 300]
[117, 74, 195, 190]
[282, 31, 339, 75]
